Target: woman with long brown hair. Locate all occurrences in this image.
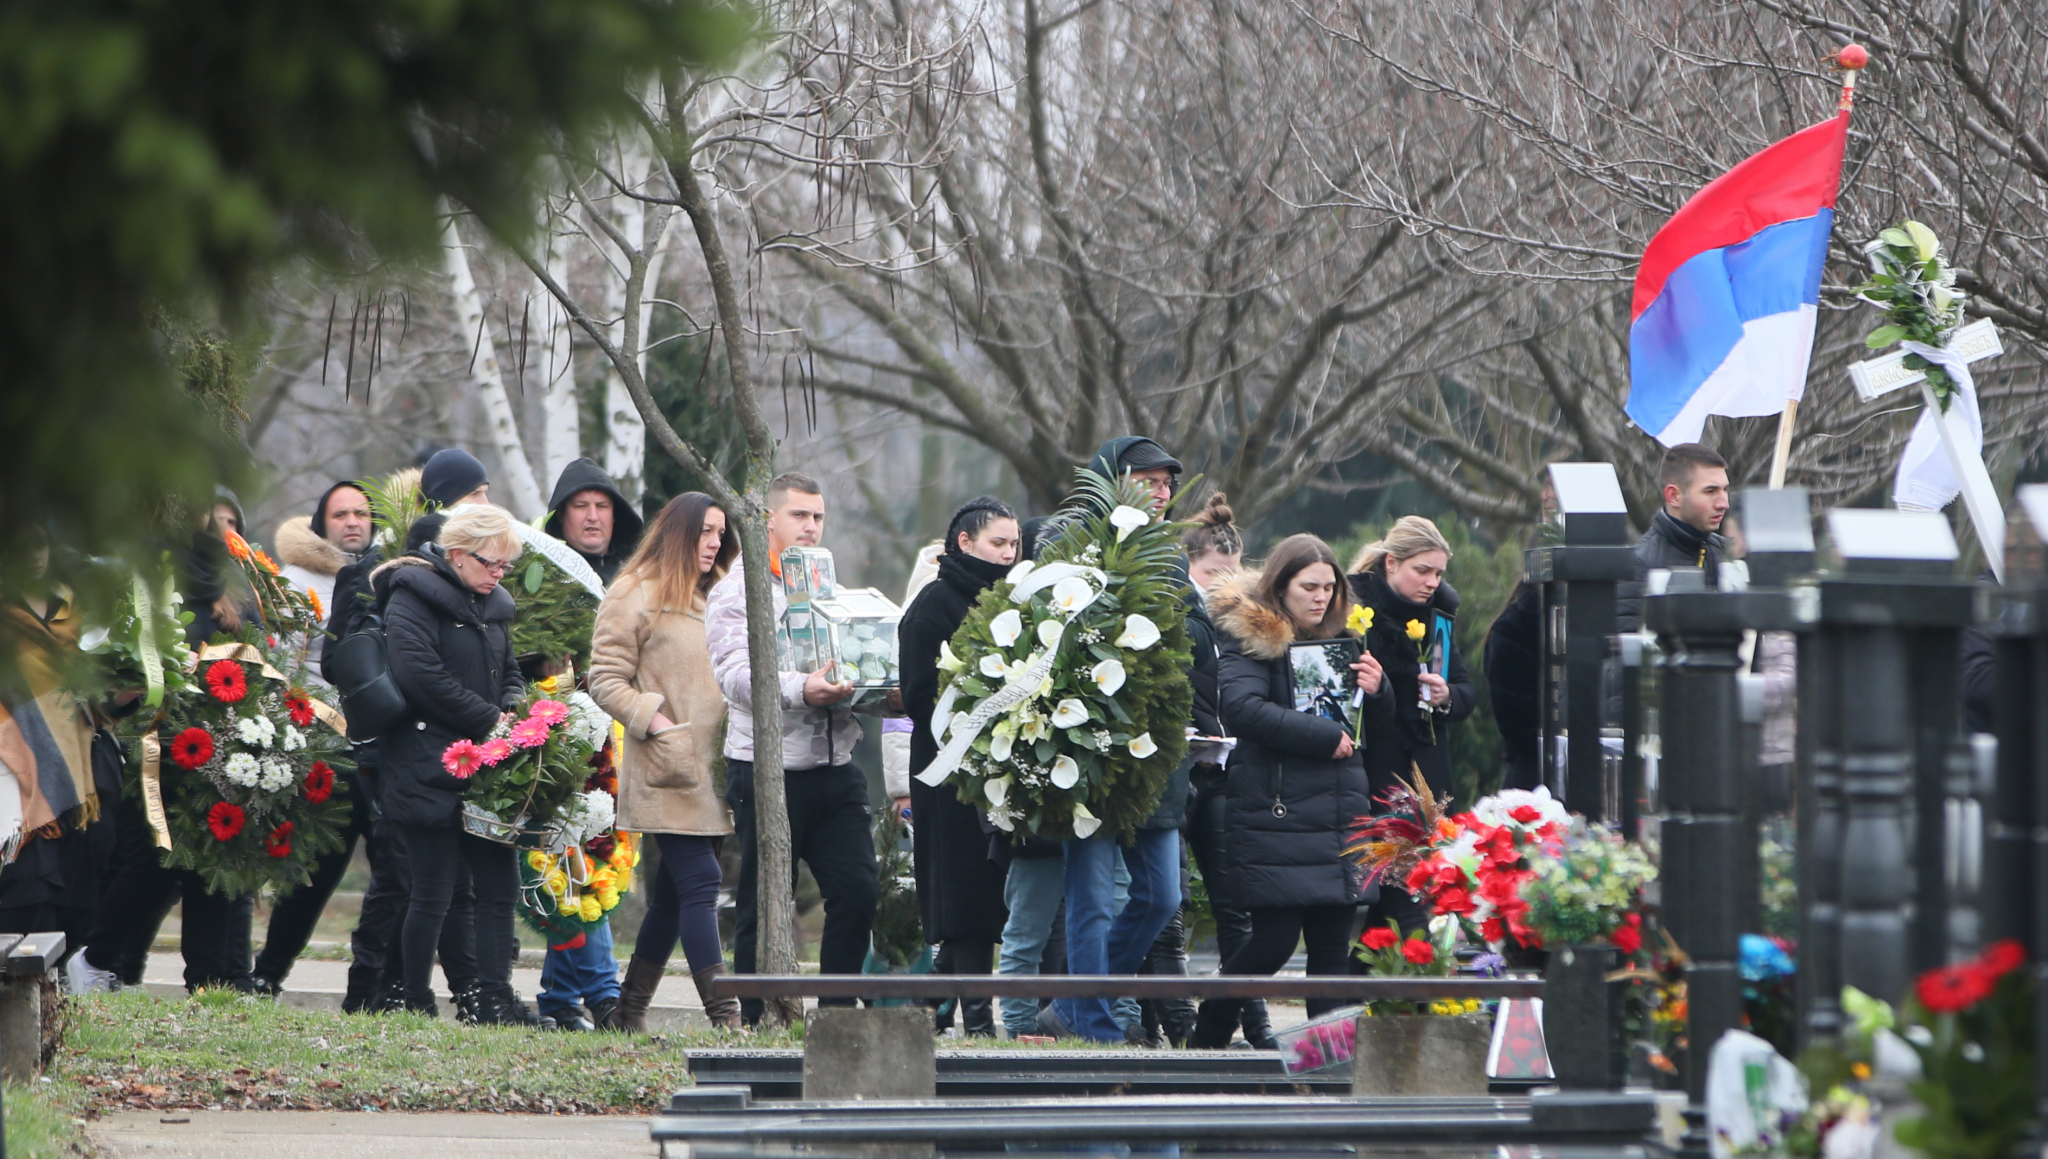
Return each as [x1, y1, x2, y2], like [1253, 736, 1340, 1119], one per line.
[588, 492, 740, 1032]
[1189, 533, 1390, 1047]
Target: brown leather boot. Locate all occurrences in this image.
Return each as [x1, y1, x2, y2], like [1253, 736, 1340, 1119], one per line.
[692, 963, 744, 1031]
[606, 955, 664, 1034]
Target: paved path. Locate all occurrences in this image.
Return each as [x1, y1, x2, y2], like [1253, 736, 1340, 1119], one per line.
[91, 1111, 656, 1159]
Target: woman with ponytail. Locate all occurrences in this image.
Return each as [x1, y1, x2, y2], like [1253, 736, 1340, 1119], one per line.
[899, 497, 1022, 1037]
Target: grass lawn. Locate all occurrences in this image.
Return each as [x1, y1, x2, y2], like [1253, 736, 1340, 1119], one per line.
[5, 1079, 96, 1159]
[56, 991, 1142, 1117]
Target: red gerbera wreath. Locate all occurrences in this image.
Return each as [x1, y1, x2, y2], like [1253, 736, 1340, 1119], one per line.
[285, 693, 316, 728]
[204, 660, 248, 703]
[207, 801, 246, 842]
[169, 727, 215, 770]
[303, 761, 336, 804]
[263, 822, 294, 859]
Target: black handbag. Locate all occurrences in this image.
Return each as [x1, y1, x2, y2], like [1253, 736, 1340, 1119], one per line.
[326, 610, 408, 742]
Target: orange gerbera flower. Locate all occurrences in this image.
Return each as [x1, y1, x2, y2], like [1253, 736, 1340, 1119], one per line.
[307, 588, 324, 619]
[224, 530, 252, 561]
[253, 548, 280, 575]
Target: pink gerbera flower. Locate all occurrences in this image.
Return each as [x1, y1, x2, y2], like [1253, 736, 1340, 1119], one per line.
[509, 717, 553, 749]
[479, 739, 515, 766]
[443, 740, 485, 779]
[527, 699, 571, 726]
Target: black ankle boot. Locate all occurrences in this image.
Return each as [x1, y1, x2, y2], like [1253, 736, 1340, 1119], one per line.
[479, 984, 541, 1027]
[1188, 999, 1240, 1049]
[1239, 999, 1278, 1050]
[342, 967, 382, 1014]
[451, 981, 487, 1025]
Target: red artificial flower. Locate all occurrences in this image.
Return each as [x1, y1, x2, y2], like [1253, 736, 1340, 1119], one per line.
[207, 801, 246, 842]
[1509, 804, 1543, 825]
[1476, 825, 1521, 868]
[1613, 916, 1643, 955]
[1404, 862, 1436, 896]
[169, 727, 215, 770]
[264, 822, 294, 859]
[1979, 939, 2025, 981]
[1916, 962, 1996, 1014]
[1400, 938, 1436, 966]
[1433, 886, 1477, 917]
[1361, 926, 1399, 952]
[1480, 917, 1508, 944]
[285, 694, 316, 727]
[204, 660, 248, 703]
[1432, 861, 1465, 888]
[303, 761, 335, 804]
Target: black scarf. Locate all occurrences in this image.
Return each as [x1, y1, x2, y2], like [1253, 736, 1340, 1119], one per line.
[1355, 567, 1441, 748]
[938, 550, 1010, 601]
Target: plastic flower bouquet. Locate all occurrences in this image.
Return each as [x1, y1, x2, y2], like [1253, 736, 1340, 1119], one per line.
[1892, 939, 2035, 1159]
[443, 692, 603, 839]
[916, 469, 1193, 841]
[1517, 821, 1657, 951]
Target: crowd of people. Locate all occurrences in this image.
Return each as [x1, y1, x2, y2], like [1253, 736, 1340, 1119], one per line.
[3, 428, 1765, 1046]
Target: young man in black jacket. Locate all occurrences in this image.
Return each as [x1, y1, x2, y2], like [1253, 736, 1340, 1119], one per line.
[1617, 443, 1730, 631]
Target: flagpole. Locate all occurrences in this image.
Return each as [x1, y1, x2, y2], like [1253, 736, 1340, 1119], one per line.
[1769, 44, 1867, 490]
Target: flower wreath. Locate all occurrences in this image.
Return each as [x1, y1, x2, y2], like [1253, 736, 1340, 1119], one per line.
[515, 730, 640, 947]
[917, 469, 1193, 841]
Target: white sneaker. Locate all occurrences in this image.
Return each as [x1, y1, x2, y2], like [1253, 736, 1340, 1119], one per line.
[65, 953, 118, 994]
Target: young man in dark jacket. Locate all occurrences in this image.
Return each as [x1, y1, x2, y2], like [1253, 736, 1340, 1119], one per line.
[1617, 443, 1730, 631]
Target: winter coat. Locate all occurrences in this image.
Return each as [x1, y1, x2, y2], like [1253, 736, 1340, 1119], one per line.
[1617, 511, 1726, 631]
[1484, 581, 1541, 786]
[899, 550, 1012, 943]
[276, 515, 361, 681]
[705, 556, 862, 769]
[374, 547, 524, 829]
[1209, 572, 1388, 910]
[542, 458, 645, 585]
[1349, 568, 1476, 802]
[587, 573, 733, 837]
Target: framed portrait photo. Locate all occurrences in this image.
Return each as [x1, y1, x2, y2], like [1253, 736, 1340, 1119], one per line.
[1288, 637, 1362, 725]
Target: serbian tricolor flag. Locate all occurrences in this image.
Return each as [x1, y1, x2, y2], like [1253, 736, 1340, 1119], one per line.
[1626, 114, 1847, 446]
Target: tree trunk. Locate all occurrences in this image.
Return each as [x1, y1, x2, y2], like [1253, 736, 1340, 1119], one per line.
[441, 207, 546, 519]
[541, 213, 582, 490]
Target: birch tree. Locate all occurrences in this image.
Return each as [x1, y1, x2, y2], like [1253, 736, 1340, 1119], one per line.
[442, 208, 547, 519]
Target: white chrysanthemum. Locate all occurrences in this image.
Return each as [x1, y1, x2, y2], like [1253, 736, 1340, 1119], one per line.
[1050, 755, 1081, 789]
[258, 756, 294, 793]
[1050, 699, 1089, 729]
[237, 715, 276, 749]
[280, 725, 306, 752]
[1036, 618, 1066, 650]
[1050, 575, 1099, 615]
[1070, 801, 1102, 839]
[1114, 614, 1161, 651]
[223, 752, 261, 787]
[1108, 505, 1150, 542]
[567, 691, 612, 750]
[1090, 658, 1127, 696]
[560, 789, 618, 845]
[991, 609, 1023, 648]
[1127, 732, 1157, 759]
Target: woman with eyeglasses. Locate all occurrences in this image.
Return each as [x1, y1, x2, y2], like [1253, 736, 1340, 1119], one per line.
[372, 503, 532, 1025]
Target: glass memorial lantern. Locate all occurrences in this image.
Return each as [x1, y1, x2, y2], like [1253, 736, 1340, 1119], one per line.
[778, 547, 903, 690]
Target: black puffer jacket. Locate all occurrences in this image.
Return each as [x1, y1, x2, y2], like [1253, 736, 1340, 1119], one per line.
[1350, 569, 1476, 801]
[1483, 581, 1543, 790]
[1209, 572, 1389, 910]
[899, 550, 1013, 943]
[1617, 511, 1725, 631]
[374, 547, 523, 828]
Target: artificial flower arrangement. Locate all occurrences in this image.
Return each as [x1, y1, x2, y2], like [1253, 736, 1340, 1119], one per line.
[147, 535, 352, 895]
[1353, 917, 1479, 1016]
[512, 684, 636, 944]
[1346, 768, 1654, 956]
[1890, 939, 2035, 1159]
[1854, 219, 1967, 411]
[440, 688, 607, 839]
[916, 469, 1193, 840]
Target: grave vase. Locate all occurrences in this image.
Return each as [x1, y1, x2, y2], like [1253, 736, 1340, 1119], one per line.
[1543, 942, 1627, 1089]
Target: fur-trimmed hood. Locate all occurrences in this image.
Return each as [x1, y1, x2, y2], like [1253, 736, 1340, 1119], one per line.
[1207, 571, 1301, 661]
[275, 515, 351, 579]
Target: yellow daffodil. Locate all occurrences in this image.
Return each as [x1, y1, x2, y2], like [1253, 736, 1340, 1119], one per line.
[1347, 605, 1374, 635]
[1405, 619, 1426, 641]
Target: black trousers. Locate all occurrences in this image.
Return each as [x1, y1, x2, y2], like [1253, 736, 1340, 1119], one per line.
[1211, 903, 1356, 1020]
[398, 824, 515, 1003]
[727, 760, 879, 1023]
[253, 768, 374, 983]
[1185, 768, 1254, 963]
[84, 796, 254, 990]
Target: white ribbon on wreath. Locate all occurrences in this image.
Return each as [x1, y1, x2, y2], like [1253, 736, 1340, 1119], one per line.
[915, 649, 1059, 787]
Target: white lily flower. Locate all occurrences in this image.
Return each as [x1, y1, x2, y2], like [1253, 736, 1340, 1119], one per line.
[1036, 618, 1066, 650]
[1127, 732, 1157, 759]
[1113, 614, 1160, 651]
[989, 729, 1014, 763]
[1051, 755, 1081, 789]
[1109, 505, 1151, 542]
[980, 653, 1010, 679]
[937, 641, 966, 673]
[990, 609, 1023, 648]
[1006, 559, 1037, 589]
[985, 776, 1011, 807]
[78, 627, 110, 653]
[1070, 801, 1102, 839]
[1050, 699, 1090, 729]
[987, 806, 1016, 832]
[1050, 575, 1099, 615]
[1091, 658, 1127, 696]
[1020, 715, 1050, 743]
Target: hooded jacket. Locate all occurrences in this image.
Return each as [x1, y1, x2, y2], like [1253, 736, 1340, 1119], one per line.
[1209, 572, 1388, 910]
[899, 550, 1013, 942]
[542, 458, 645, 584]
[276, 513, 363, 679]
[372, 546, 523, 828]
[1349, 569, 1475, 801]
[1483, 581, 1542, 788]
[1617, 510, 1725, 631]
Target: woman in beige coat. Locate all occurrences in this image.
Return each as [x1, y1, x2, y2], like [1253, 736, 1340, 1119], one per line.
[588, 492, 739, 1031]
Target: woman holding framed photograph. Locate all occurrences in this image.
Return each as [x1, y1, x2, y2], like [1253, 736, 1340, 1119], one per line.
[1189, 534, 1391, 1047]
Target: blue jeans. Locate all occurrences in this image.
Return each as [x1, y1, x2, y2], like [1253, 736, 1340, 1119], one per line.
[1053, 828, 1182, 1042]
[537, 918, 619, 1014]
[998, 855, 1065, 1036]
